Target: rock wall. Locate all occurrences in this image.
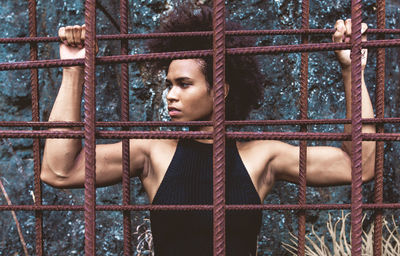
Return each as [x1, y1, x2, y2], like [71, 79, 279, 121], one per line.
[0, 0, 399, 255]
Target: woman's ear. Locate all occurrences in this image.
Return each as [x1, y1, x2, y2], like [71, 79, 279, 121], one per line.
[224, 83, 230, 99]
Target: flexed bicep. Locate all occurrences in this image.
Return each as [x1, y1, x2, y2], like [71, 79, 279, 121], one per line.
[41, 139, 148, 188]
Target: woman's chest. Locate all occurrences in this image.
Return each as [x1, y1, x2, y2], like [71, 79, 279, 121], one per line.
[143, 140, 275, 203]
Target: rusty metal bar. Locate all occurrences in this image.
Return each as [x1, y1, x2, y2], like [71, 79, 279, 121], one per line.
[2, 39, 400, 71]
[83, 0, 97, 254]
[28, 0, 43, 255]
[212, 1, 226, 255]
[119, 0, 132, 255]
[3, 203, 400, 212]
[2, 130, 400, 141]
[373, 0, 386, 255]
[1, 28, 399, 44]
[297, 0, 310, 254]
[350, 0, 364, 255]
[3, 117, 400, 128]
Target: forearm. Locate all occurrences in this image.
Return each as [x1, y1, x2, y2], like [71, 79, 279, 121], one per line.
[341, 68, 376, 180]
[42, 68, 84, 177]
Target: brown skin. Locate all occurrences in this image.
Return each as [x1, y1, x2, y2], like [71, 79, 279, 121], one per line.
[41, 20, 375, 203]
[166, 59, 215, 123]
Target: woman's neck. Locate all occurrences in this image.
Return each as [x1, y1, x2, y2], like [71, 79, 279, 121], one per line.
[191, 125, 213, 144]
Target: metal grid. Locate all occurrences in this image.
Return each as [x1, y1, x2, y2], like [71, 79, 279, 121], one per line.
[0, 0, 400, 255]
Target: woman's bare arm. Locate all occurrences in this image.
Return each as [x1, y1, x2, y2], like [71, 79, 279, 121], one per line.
[333, 19, 376, 179]
[270, 19, 375, 186]
[41, 25, 146, 188]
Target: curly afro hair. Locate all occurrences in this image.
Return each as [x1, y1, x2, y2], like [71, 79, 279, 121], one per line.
[147, 4, 264, 120]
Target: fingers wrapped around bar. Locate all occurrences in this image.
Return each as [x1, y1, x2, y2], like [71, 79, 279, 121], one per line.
[59, 25, 85, 48]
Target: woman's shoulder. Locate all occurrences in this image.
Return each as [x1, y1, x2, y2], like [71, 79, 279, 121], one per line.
[128, 138, 178, 156]
[147, 139, 179, 156]
[236, 139, 288, 158]
[236, 139, 279, 150]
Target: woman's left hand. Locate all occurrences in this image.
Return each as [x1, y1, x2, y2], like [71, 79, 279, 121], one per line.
[332, 19, 368, 70]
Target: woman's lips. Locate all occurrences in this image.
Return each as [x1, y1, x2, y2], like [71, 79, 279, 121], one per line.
[168, 107, 181, 117]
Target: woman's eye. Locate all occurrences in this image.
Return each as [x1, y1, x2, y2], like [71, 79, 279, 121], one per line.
[180, 83, 191, 88]
[165, 82, 192, 89]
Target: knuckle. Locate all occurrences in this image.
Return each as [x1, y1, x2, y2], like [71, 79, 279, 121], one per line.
[58, 27, 65, 36]
[335, 20, 344, 30]
[362, 23, 368, 31]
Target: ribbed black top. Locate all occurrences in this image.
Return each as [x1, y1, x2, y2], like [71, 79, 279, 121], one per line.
[150, 139, 262, 256]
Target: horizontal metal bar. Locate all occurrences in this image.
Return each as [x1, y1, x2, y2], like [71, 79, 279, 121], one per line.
[0, 130, 213, 139]
[0, 121, 210, 127]
[228, 203, 400, 210]
[0, 130, 84, 138]
[227, 40, 400, 56]
[1, 28, 399, 44]
[2, 118, 400, 128]
[227, 118, 400, 125]
[0, 205, 213, 211]
[362, 133, 400, 141]
[1, 203, 400, 211]
[1, 130, 400, 141]
[229, 132, 400, 141]
[1, 40, 399, 71]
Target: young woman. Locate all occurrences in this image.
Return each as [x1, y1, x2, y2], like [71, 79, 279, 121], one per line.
[40, 5, 375, 256]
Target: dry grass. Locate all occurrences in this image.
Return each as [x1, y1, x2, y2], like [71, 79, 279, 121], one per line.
[282, 211, 400, 256]
[0, 178, 29, 256]
[132, 211, 400, 255]
[135, 218, 154, 256]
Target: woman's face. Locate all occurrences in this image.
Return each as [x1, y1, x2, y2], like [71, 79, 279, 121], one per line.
[166, 59, 214, 121]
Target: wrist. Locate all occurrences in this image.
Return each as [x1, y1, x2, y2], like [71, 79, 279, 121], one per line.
[341, 64, 351, 72]
[62, 67, 84, 88]
[62, 66, 84, 77]
[341, 65, 365, 76]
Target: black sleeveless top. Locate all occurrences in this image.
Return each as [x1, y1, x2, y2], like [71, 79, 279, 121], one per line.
[150, 140, 262, 255]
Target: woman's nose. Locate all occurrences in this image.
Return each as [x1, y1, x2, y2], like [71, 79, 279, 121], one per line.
[166, 86, 179, 102]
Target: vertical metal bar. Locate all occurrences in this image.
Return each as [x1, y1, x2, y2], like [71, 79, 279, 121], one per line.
[373, 0, 386, 255]
[84, 0, 97, 255]
[120, 0, 132, 255]
[212, 0, 226, 255]
[350, 0, 364, 255]
[28, 0, 43, 255]
[297, 0, 309, 254]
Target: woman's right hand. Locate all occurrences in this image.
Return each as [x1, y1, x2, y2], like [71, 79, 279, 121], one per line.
[58, 25, 86, 60]
[332, 19, 368, 71]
